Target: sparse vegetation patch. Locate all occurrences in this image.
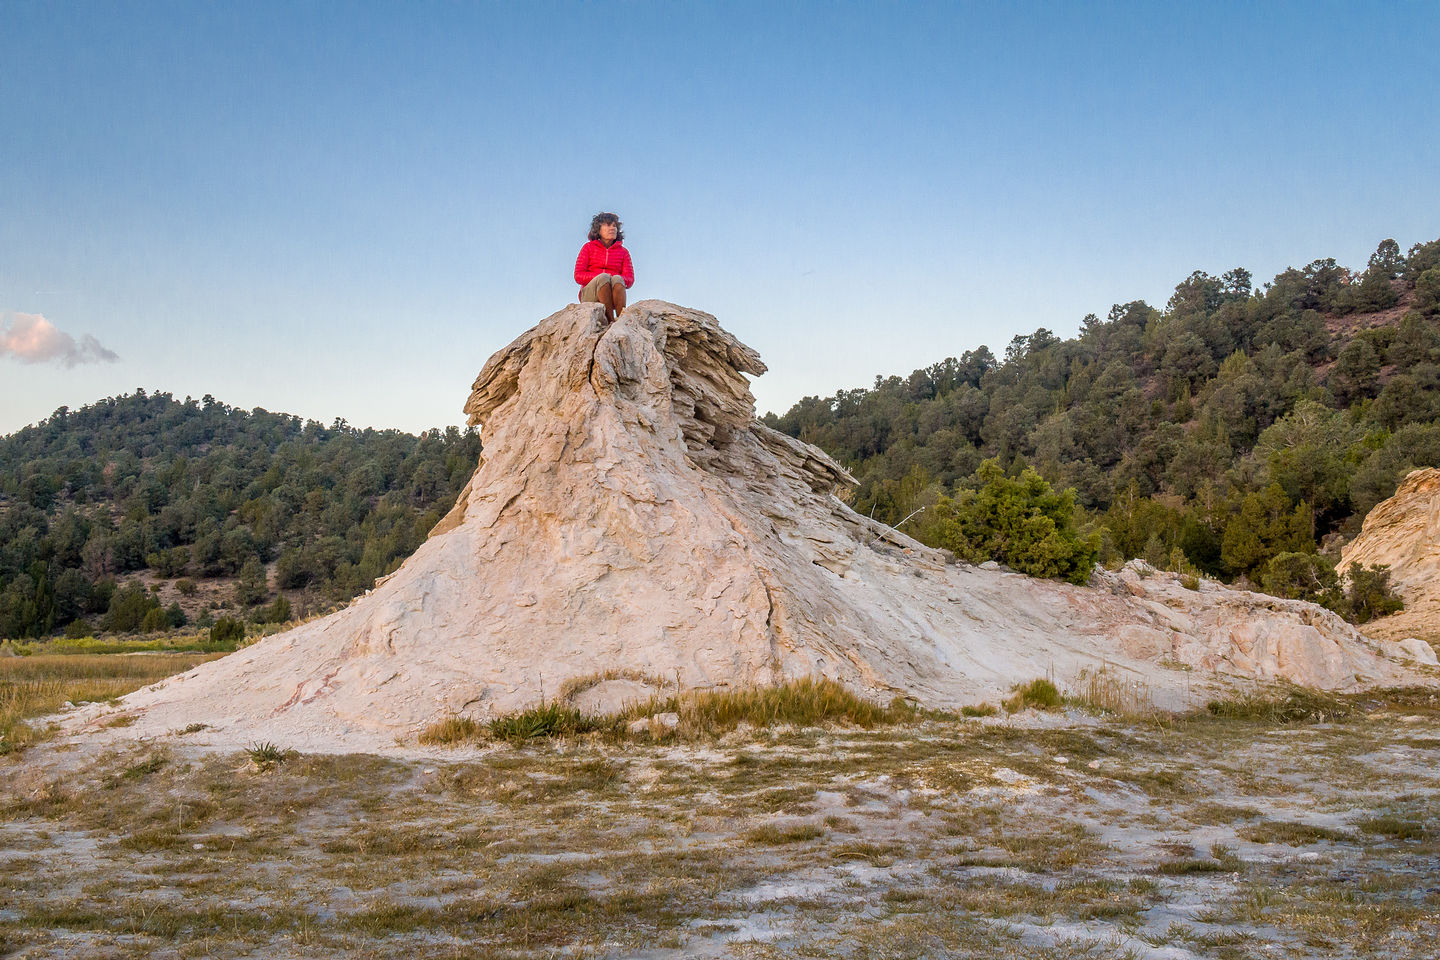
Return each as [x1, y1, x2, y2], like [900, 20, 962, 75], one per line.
[422, 676, 921, 747]
[1205, 686, 1354, 724]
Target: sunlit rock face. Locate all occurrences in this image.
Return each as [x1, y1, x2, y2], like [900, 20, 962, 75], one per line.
[1338, 468, 1440, 662]
[1342, 468, 1440, 602]
[62, 302, 1431, 752]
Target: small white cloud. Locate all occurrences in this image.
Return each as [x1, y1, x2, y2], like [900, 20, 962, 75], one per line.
[0, 312, 118, 367]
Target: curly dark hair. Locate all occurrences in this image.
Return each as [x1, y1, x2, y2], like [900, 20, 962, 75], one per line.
[588, 211, 624, 243]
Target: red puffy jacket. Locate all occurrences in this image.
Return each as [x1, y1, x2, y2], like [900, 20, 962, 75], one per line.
[574, 240, 634, 291]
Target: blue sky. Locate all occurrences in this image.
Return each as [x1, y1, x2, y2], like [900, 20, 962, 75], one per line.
[3, 1, 1438, 436]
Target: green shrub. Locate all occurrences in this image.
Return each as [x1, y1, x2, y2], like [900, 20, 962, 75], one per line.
[208, 617, 245, 648]
[246, 741, 295, 766]
[934, 459, 1100, 585]
[1258, 556, 1403, 625]
[1338, 562, 1404, 624]
[1260, 552, 1338, 604]
[101, 583, 162, 633]
[488, 702, 600, 744]
[1415, 266, 1440, 315]
[233, 559, 269, 608]
[255, 594, 291, 625]
[145, 547, 190, 579]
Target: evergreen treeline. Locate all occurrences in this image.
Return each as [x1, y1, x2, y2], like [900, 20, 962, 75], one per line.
[765, 237, 1440, 608]
[0, 392, 481, 639]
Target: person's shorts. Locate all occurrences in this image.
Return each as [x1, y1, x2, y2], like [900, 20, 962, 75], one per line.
[580, 273, 626, 301]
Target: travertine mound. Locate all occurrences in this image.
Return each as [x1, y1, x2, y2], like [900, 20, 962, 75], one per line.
[1340, 468, 1440, 657]
[61, 302, 1430, 752]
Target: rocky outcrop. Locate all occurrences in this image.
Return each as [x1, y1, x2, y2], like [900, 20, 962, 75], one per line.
[1340, 468, 1440, 655]
[60, 302, 1433, 752]
[1341, 468, 1440, 601]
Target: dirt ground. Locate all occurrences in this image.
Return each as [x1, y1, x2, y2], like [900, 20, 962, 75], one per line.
[2, 697, 1439, 960]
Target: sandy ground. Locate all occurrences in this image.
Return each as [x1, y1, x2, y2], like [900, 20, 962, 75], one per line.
[3, 695, 1439, 959]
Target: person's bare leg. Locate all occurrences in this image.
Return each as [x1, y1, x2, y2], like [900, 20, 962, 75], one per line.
[597, 283, 615, 323]
[613, 281, 627, 316]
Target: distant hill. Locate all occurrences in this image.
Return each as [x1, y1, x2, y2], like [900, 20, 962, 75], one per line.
[765, 237, 1440, 598]
[0, 392, 480, 639]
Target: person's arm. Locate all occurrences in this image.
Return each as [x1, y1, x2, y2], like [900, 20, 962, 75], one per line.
[574, 243, 594, 285]
[621, 247, 635, 288]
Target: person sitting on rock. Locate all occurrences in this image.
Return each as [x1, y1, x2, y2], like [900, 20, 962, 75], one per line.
[574, 212, 634, 323]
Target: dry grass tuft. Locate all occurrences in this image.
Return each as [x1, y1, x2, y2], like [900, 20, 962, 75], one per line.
[644, 676, 915, 735]
[1004, 678, 1063, 713]
[1067, 668, 1160, 719]
[1357, 815, 1429, 841]
[1205, 687, 1353, 724]
[556, 668, 669, 704]
[420, 676, 917, 747]
[745, 823, 826, 845]
[1239, 820, 1354, 845]
[1157, 844, 1244, 875]
[418, 715, 485, 745]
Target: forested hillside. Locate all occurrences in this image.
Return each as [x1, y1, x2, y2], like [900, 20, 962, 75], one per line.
[0, 393, 481, 639]
[765, 237, 1440, 603]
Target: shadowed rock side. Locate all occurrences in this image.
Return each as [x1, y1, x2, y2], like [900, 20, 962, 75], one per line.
[63, 301, 1432, 751]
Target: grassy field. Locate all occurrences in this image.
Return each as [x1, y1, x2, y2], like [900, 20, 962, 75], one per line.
[0, 651, 224, 754]
[1, 653, 1437, 958]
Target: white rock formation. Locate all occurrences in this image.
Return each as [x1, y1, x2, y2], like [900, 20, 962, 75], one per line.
[1339, 467, 1440, 657]
[62, 302, 1431, 752]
